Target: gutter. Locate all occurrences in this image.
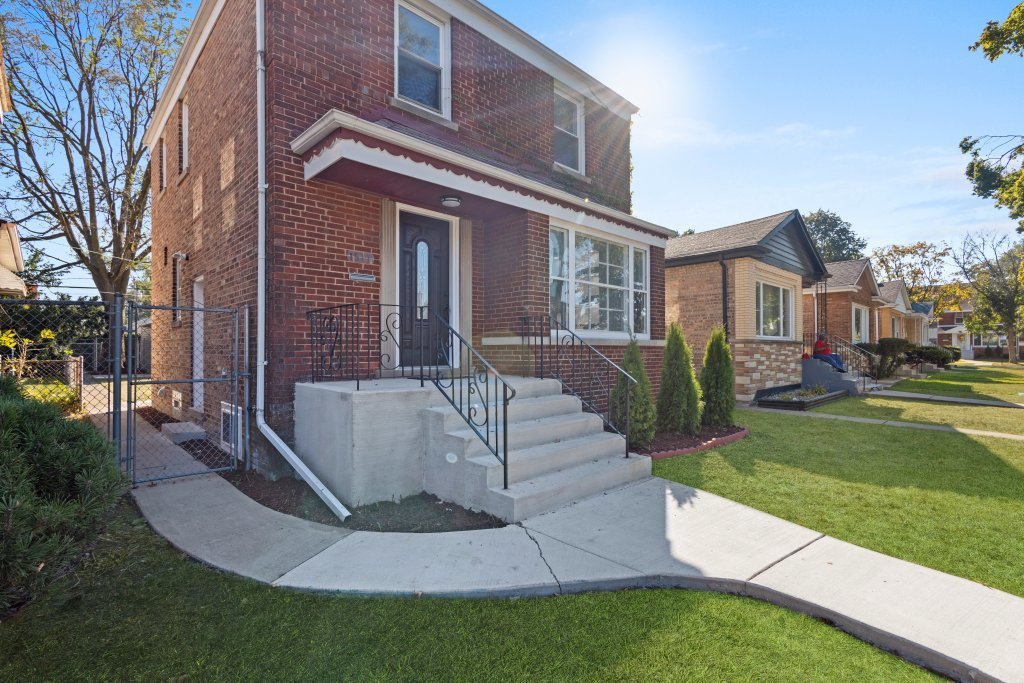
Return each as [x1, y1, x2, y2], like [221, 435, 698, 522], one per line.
[719, 256, 729, 340]
[253, 0, 350, 521]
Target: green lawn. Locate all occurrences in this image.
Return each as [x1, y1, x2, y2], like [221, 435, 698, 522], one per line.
[0, 505, 933, 682]
[812, 395, 1024, 435]
[890, 363, 1024, 404]
[655, 410, 1024, 598]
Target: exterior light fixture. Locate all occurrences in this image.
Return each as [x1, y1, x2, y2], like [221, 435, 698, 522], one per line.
[440, 195, 462, 208]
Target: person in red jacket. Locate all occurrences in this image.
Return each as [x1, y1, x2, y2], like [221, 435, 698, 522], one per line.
[813, 333, 847, 372]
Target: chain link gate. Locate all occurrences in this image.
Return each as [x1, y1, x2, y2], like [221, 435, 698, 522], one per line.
[124, 301, 247, 484]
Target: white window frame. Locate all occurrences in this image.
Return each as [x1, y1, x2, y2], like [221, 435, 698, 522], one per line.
[394, 1, 451, 119]
[553, 84, 586, 175]
[219, 401, 243, 455]
[755, 280, 793, 340]
[852, 304, 870, 344]
[548, 221, 649, 341]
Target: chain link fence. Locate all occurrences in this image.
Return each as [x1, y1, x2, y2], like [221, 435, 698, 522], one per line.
[0, 299, 116, 426]
[1, 297, 248, 485]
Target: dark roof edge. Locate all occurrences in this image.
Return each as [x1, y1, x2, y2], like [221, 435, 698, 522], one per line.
[664, 246, 767, 267]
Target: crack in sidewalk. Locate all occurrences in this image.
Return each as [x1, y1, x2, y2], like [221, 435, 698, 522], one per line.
[518, 523, 562, 594]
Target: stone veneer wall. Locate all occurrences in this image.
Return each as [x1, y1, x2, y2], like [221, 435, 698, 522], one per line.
[731, 341, 803, 402]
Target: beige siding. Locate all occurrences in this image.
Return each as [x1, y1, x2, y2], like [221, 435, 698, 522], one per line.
[733, 258, 804, 342]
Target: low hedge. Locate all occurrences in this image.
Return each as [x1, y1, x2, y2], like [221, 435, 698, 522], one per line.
[942, 346, 962, 362]
[0, 374, 127, 613]
[912, 345, 954, 367]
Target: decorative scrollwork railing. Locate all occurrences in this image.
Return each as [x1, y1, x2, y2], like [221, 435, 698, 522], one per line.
[519, 315, 635, 458]
[804, 332, 879, 392]
[307, 303, 516, 488]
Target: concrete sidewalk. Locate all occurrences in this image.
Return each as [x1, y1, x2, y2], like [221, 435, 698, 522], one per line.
[133, 474, 1024, 682]
[874, 389, 1024, 409]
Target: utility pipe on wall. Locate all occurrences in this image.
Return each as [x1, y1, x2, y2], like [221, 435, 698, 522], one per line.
[253, 0, 350, 520]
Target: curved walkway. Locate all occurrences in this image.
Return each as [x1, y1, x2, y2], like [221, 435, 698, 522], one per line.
[134, 473, 1024, 682]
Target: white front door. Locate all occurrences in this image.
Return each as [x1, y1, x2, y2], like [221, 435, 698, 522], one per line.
[192, 277, 205, 409]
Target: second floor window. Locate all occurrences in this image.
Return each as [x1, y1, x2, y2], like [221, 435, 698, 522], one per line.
[553, 88, 584, 173]
[396, 3, 449, 116]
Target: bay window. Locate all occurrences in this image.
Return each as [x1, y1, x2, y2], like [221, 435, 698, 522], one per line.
[755, 281, 792, 338]
[549, 226, 648, 336]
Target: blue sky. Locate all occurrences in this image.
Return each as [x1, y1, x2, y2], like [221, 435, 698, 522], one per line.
[42, 0, 1023, 295]
[485, 0, 1023, 248]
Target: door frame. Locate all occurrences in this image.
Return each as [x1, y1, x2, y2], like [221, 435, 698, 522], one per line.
[851, 304, 869, 344]
[393, 202, 461, 367]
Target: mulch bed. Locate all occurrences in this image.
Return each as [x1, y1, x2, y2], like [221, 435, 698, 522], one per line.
[635, 425, 748, 459]
[220, 470, 506, 532]
[136, 406, 179, 429]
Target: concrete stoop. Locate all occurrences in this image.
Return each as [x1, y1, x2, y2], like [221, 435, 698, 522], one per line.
[423, 377, 651, 522]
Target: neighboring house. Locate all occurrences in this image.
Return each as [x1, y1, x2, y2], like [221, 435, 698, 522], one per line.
[664, 210, 828, 402]
[0, 41, 11, 125]
[877, 280, 928, 344]
[935, 301, 1012, 359]
[802, 258, 882, 345]
[912, 301, 937, 344]
[0, 220, 28, 298]
[145, 0, 674, 518]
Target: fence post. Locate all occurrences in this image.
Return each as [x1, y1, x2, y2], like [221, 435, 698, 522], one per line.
[111, 295, 123, 464]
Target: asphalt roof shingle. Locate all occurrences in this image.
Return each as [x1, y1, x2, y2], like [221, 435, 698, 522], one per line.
[878, 280, 905, 304]
[665, 210, 796, 260]
[823, 259, 870, 288]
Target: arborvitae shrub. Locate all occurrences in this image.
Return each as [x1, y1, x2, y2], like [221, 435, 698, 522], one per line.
[610, 340, 656, 450]
[656, 323, 703, 435]
[700, 327, 735, 426]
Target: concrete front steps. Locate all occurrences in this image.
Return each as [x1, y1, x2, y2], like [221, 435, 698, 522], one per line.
[423, 377, 650, 522]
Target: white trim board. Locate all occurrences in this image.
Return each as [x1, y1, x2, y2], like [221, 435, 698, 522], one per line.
[298, 113, 672, 246]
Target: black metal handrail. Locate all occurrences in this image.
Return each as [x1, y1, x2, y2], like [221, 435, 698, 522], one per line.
[307, 303, 516, 488]
[519, 315, 636, 458]
[804, 332, 879, 391]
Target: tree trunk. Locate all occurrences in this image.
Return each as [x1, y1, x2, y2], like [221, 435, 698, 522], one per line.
[1008, 325, 1019, 363]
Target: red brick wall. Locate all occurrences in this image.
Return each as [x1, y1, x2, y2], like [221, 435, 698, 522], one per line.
[149, 0, 258, 450]
[268, 0, 631, 211]
[474, 210, 548, 337]
[803, 268, 880, 343]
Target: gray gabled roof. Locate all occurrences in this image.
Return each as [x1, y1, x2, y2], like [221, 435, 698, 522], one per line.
[664, 209, 828, 283]
[665, 210, 794, 260]
[824, 259, 870, 287]
[879, 280, 908, 305]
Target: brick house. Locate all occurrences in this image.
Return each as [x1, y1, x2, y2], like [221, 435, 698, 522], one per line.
[665, 210, 828, 402]
[877, 280, 928, 344]
[802, 258, 882, 345]
[144, 0, 674, 519]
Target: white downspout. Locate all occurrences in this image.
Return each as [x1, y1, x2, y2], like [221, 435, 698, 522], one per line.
[254, 0, 350, 520]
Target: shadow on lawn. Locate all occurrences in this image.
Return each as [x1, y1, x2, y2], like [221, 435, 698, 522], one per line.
[670, 412, 1024, 502]
[891, 367, 1024, 404]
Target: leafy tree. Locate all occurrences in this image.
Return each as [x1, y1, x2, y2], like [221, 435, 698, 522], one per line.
[0, 0, 187, 301]
[699, 327, 735, 426]
[871, 242, 968, 317]
[17, 247, 72, 292]
[656, 323, 702, 435]
[610, 340, 656, 450]
[803, 209, 867, 262]
[963, 3, 1024, 233]
[952, 233, 1024, 362]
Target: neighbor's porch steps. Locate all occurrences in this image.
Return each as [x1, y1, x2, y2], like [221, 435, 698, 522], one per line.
[424, 377, 650, 522]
